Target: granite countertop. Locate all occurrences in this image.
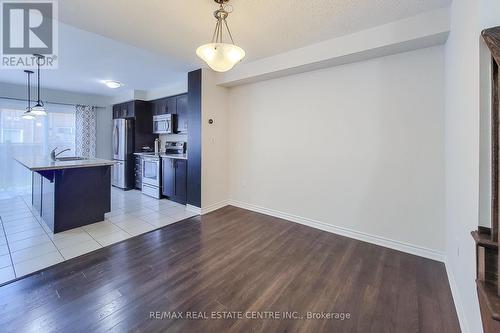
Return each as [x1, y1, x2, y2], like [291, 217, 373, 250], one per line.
[134, 152, 188, 160]
[15, 156, 116, 171]
[133, 152, 156, 156]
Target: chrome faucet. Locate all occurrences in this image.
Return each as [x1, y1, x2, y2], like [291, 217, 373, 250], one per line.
[50, 147, 71, 161]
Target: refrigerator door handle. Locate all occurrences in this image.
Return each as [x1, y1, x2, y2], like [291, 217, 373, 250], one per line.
[113, 125, 118, 157]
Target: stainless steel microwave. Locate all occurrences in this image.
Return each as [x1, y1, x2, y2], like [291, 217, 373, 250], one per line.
[153, 114, 173, 134]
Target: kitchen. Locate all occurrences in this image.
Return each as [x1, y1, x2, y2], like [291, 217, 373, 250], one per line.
[112, 94, 189, 204]
[1, 68, 202, 283]
[111, 69, 201, 210]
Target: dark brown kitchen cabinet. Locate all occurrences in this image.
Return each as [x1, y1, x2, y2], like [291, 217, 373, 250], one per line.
[162, 158, 174, 198]
[162, 158, 187, 204]
[150, 94, 188, 133]
[151, 99, 164, 116]
[111, 100, 154, 151]
[112, 104, 122, 119]
[151, 96, 176, 116]
[173, 159, 187, 201]
[150, 100, 160, 116]
[175, 94, 188, 133]
[165, 97, 176, 115]
[134, 156, 142, 190]
[112, 101, 135, 119]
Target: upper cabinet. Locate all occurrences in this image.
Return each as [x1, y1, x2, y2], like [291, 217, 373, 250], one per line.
[114, 94, 188, 133]
[112, 100, 155, 151]
[175, 95, 188, 133]
[151, 96, 176, 116]
[113, 102, 133, 119]
[150, 93, 188, 133]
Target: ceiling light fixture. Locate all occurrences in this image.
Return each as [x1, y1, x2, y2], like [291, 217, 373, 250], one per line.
[196, 0, 245, 72]
[31, 54, 47, 116]
[22, 70, 35, 120]
[103, 80, 122, 89]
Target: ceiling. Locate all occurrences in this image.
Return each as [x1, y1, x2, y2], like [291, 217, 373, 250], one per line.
[59, 0, 451, 65]
[0, 0, 451, 97]
[0, 22, 191, 97]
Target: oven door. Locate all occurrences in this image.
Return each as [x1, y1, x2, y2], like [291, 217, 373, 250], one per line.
[142, 157, 160, 187]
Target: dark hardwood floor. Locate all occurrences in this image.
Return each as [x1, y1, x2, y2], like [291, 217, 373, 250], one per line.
[0, 206, 460, 332]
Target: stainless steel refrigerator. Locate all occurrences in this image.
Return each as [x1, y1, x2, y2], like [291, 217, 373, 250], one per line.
[112, 119, 134, 189]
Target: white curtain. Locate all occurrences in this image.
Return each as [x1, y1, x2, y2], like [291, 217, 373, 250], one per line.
[75, 105, 97, 158]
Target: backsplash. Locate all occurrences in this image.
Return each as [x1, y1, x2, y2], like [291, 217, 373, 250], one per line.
[159, 134, 188, 146]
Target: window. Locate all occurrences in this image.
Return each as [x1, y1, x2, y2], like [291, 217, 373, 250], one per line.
[1, 129, 24, 143]
[0, 99, 76, 197]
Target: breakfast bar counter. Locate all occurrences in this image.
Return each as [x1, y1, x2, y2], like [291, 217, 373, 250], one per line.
[15, 157, 115, 233]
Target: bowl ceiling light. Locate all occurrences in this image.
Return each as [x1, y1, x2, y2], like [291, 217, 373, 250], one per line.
[196, 0, 245, 72]
[103, 80, 122, 89]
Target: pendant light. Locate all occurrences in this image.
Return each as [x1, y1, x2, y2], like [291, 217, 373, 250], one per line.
[196, 0, 245, 72]
[31, 54, 47, 116]
[22, 70, 35, 120]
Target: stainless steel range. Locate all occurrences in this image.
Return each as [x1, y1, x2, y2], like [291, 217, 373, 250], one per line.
[141, 155, 161, 198]
[141, 142, 186, 199]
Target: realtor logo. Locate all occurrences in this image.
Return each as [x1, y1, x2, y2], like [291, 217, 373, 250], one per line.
[1, 0, 58, 69]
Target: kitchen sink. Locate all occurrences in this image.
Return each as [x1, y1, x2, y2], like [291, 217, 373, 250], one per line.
[56, 157, 88, 161]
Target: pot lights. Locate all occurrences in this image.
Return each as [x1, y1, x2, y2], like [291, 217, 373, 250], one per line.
[196, 0, 245, 72]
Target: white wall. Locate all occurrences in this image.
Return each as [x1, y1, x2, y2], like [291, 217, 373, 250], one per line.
[444, 1, 500, 332]
[217, 8, 450, 87]
[201, 68, 229, 211]
[227, 46, 446, 255]
[443, 1, 481, 331]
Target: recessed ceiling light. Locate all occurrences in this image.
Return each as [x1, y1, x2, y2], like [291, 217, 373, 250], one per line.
[103, 80, 122, 89]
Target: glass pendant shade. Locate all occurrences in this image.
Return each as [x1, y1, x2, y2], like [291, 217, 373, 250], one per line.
[196, 43, 245, 72]
[31, 103, 47, 116]
[197, 0, 245, 72]
[22, 109, 35, 119]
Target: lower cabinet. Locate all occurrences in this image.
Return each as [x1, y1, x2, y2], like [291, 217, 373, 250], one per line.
[162, 158, 174, 198]
[134, 156, 142, 190]
[162, 158, 187, 204]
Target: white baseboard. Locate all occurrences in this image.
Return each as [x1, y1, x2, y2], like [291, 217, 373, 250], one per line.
[186, 204, 201, 215]
[444, 259, 469, 333]
[201, 200, 230, 215]
[228, 199, 445, 262]
[204, 199, 465, 331]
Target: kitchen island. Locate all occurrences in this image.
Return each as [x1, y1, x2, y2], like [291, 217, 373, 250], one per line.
[16, 157, 115, 233]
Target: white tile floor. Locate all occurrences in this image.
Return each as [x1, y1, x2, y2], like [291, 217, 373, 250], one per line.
[0, 188, 198, 284]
